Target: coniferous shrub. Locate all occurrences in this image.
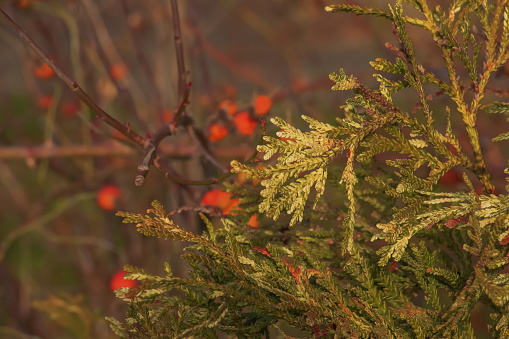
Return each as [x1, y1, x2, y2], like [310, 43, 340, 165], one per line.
[107, 1, 509, 338]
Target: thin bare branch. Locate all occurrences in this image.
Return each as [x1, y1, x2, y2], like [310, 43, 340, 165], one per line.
[0, 144, 255, 160]
[152, 119, 266, 186]
[120, 0, 165, 121]
[187, 125, 228, 173]
[198, 36, 275, 91]
[133, 0, 192, 185]
[80, 0, 148, 131]
[0, 8, 146, 148]
[170, 0, 187, 101]
[189, 0, 214, 109]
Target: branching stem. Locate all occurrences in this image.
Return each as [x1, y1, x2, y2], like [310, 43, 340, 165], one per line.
[0, 8, 146, 148]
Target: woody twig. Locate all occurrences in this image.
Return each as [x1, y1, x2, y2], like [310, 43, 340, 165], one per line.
[0, 8, 146, 148]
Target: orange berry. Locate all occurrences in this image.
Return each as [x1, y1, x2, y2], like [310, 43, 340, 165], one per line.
[163, 109, 174, 123]
[110, 63, 127, 80]
[236, 171, 258, 186]
[110, 269, 136, 291]
[201, 189, 240, 215]
[388, 262, 398, 272]
[33, 62, 54, 79]
[247, 214, 260, 228]
[201, 189, 231, 210]
[224, 85, 237, 99]
[216, 194, 233, 211]
[218, 99, 237, 116]
[234, 112, 257, 136]
[17, 0, 31, 8]
[439, 170, 462, 189]
[201, 189, 220, 206]
[208, 123, 228, 142]
[222, 198, 240, 215]
[236, 171, 248, 184]
[61, 101, 78, 117]
[254, 95, 272, 116]
[38, 95, 53, 109]
[97, 185, 121, 210]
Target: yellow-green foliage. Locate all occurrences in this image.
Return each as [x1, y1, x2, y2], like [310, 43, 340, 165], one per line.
[110, 1, 509, 338]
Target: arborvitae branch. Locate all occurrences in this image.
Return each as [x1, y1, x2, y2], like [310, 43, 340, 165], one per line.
[110, 2, 509, 337]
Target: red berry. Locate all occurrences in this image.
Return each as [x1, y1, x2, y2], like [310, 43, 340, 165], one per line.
[247, 214, 259, 228]
[439, 170, 462, 188]
[110, 269, 136, 291]
[61, 101, 78, 117]
[163, 109, 174, 123]
[201, 189, 239, 215]
[201, 189, 219, 205]
[388, 261, 398, 272]
[17, 0, 31, 8]
[223, 85, 237, 99]
[208, 123, 228, 142]
[253, 95, 272, 116]
[38, 95, 53, 109]
[236, 172, 247, 184]
[234, 112, 257, 136]
[97, 185, 121, 210]
[110, 63, 127, 80]
[218, 99, 237, 116]
[222, 198, 240, 215]
[201, 189, 230, 208]
[33, 62, 54, 79]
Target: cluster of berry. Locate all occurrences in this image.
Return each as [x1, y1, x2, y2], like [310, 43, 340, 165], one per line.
[208, 95, 272, 142]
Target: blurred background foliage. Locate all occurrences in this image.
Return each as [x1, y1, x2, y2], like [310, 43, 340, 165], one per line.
[0, 0, 508, 338]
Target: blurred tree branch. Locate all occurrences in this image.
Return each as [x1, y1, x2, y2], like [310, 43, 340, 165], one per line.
[0, 8, 147, 148]
[0, 143, 255, 160]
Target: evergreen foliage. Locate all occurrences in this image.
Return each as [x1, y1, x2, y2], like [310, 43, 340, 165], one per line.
[109, 1, 509, 337]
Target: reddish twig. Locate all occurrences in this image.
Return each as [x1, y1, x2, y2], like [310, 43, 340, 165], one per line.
[0, 144, 255, 160]
[271, 77, 334, 103]
[187, 125, 228, 172]
[199, 36, 275, 91]
[485, 86, 509, 98]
